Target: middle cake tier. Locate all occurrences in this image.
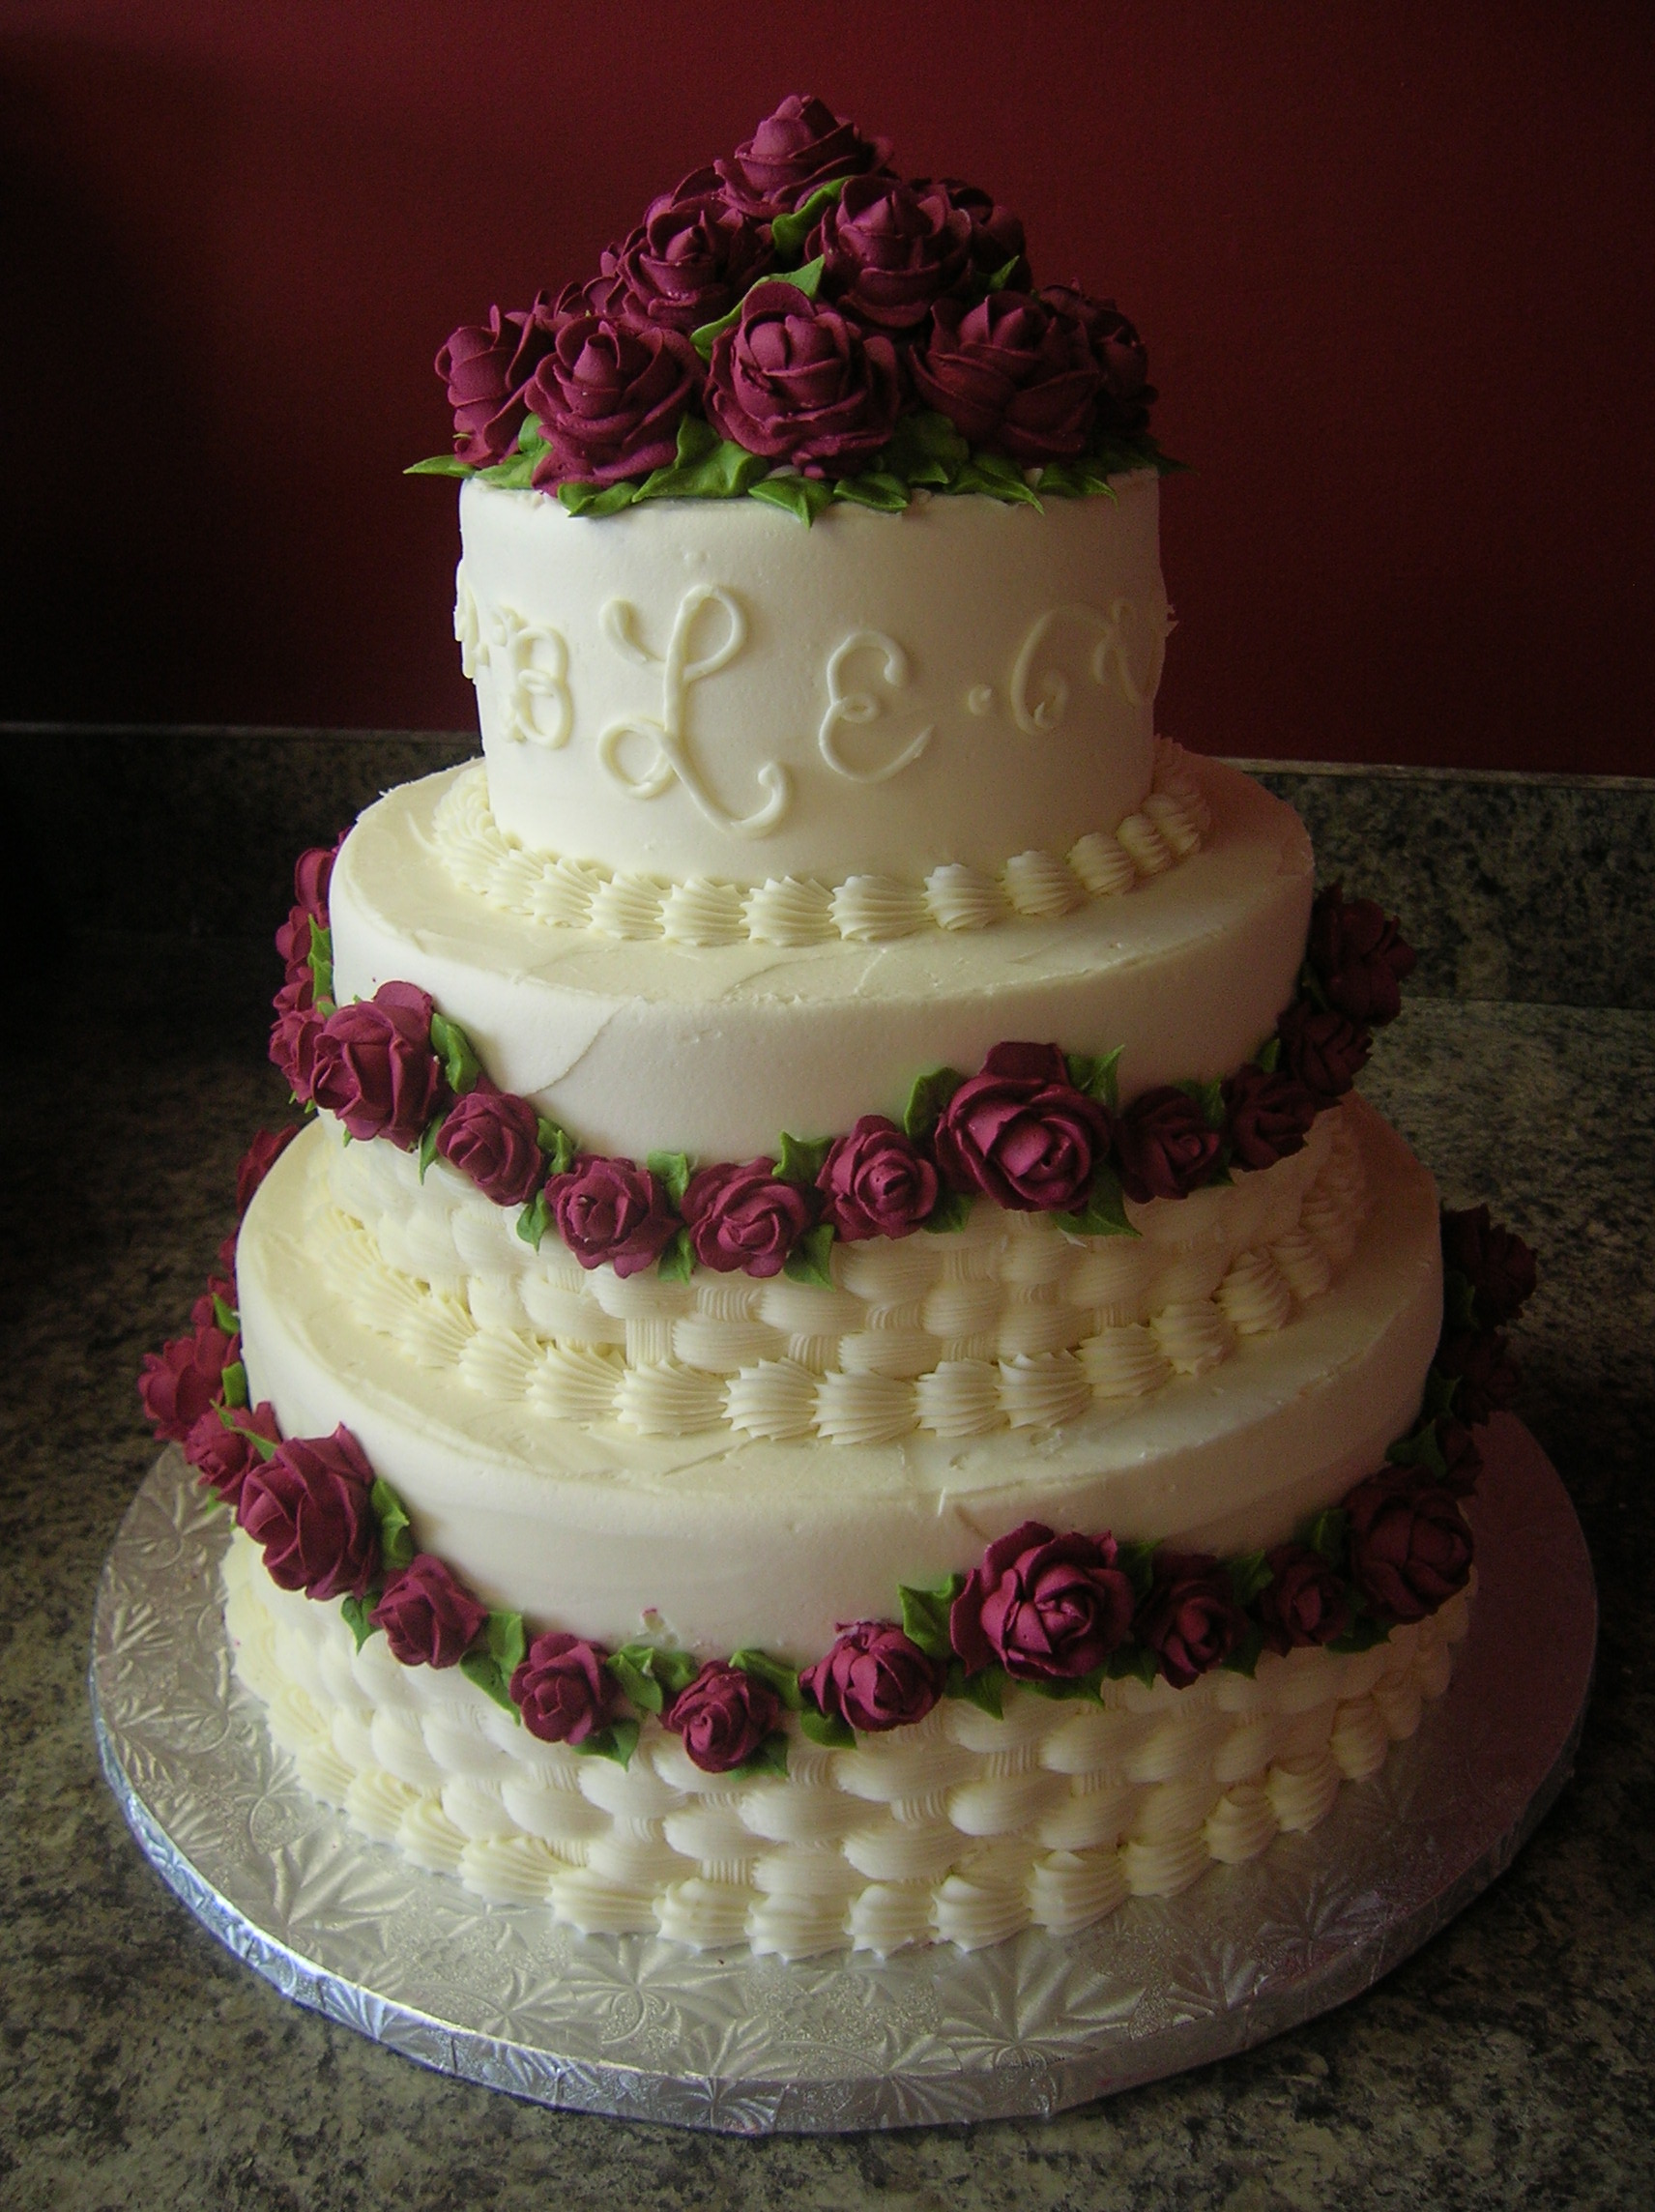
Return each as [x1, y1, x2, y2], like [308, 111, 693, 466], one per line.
[329, 751, 1309, 1160]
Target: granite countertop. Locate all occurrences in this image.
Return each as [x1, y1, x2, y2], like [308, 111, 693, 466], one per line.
[2, 737, 1651, 2209]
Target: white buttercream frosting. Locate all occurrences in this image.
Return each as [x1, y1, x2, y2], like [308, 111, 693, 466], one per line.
[428, 742, 1209, 947]
[236, 1097, 1440, 1660]
[223, 1531, 1468, 1961]
[458, 474, 1169, 885]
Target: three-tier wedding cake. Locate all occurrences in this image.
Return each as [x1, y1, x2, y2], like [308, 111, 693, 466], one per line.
[140, 98, 1533, 1959]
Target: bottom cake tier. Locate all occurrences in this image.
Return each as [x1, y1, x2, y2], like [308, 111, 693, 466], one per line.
[224, 1534, 1469, 1960]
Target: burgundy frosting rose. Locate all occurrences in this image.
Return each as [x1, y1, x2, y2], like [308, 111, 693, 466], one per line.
[183, 1401, 280, 1514]
[269, 986, 324, 1106]
[600, 187, 772, 335]
[370, 1554, 490, 1669]
[664, 1659, 780, 1773]
[509, 1632, 616, 1746]
[1135, 1553, 1247, 1687]
[932, 1042, 1113, 1213]
[1275, 1000, 1372, 1104]
[293, 842, 338, 924]
[912, 177, 1030, 287]
[309, 981, 446, 1150]
[237, 1425, 380, 1602]
[138, 1321, 238, 1442]
[1221, 1062, 1321, 1172]
[275, 901, 314, 976]
[799, 1620, 945, 1733]
[1436, 1420, 1485, 1497]
[436, 296, 563, 466]
[1308, 884, 1417, 1027]
[951, 1520, 1136, 1681]
[715, 94, 890, 218]
[814, 176, 971, 330]
[1257, 1542, 1351, 1655]
[549, 1156, 679, 1277]
[1114, 1086, 1222, 1204]
[236, 1126, 300, 1215]
[1038, 285, 1154, 437]
[1435, 1328, 1518, 1427]
[1440, 1205, 1537, 1326]
[435, 1089, 543, 1208]
[911, 291, 1102, 462]
[705, 283, 901, 477]
[815, 1116, 939, 1241]
[525, 314, 701, 488]
[1346, 1466, 1473, 1624]
[680, 1159, 813, 1276]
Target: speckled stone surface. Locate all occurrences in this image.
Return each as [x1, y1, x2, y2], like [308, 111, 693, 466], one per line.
[2, 756, 1652, 2208]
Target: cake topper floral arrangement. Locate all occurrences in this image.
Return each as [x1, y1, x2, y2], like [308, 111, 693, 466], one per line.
[411, 94, 1175, 524]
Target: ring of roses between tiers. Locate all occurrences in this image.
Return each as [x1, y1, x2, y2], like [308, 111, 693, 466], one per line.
[265, 850, 1417, 1288]
[141, 1135, 1529, 1779]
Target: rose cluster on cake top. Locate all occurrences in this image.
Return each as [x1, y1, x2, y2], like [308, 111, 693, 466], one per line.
[413, 94, 1172, 524]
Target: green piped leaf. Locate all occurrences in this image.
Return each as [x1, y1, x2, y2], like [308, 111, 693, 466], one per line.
[877, 407, 970, 487]
[558, 478, 617, 516]
[220, 1360, 249, 1412]
[215, 1403, 278, 1460]
[1036, 458, 1119, 504]
[1303, 1507, 1350, 1568]
[1442, 1267, 1479, 1332]
[1423, 1367, 1460, 1421]
[920, 1188, 972, 1235]
[748, 474, 834, 526]
[777, 254, 824, 298]
[211, 1292, 239, 1334]
[307, 917, 334, 1011]
[406, 452, 475, 478]
[459, 1648, 517, 1714]
[1116, 1540, 1157, 1599]
[903, 1064, 963, 1141]
[690, 303, 742, 360]
[775, 1132, 831, 1187]
[782, 1222, 836, 1289]
[798, 1705, 856, 1749]
[730, 1648, 804, 1711]
[417, 1111, 445, 1182]
[1252, 1034, 1282, 1074]
[656, 1227, 694, 1282]
[1053, 1160, 1138, 1239]
[897, 1575, 963, 1664]
[647, 1150, 692, 1208]
[340, 1594, 378, 1650]
[770, 179, 845, 263]
[831, 472, 910, 513]
[515, 1190, 551, 1251]
[370, 1475, 416, 1572]
[428, 1010, 481, 1096]
[1178, 1076, 1228, 1131]
[1091, 431, 1186, 480]
[984, 252, 1021, 293]
[486, 1609, 526, 1680]
[740, 1731, 791, 1781]
[608, 1642, 698, 1714]
[1387, 1421, 1449, 1479]
[478, 450, 537, 489]
[574, 1718, 639, 1766]
[1064, 1045, 1123, 1110]
[1220, 1621, 1267, 1678]
[536, 1118, 576, 1178]
[1227, 1549, 1272, 1607]
[1329, 1615, 1391, 1656]
[1103, 1641, 1160, 1690]
[952, 452, 1040, 508]
[634, 418, 769, 503]
[948, 1661, 1005, 1717]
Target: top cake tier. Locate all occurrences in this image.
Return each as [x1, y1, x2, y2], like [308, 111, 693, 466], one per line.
[459, 471, 1169, 884]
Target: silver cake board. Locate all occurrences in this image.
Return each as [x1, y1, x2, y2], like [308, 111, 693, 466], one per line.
[90, 1416, 1594, 2136]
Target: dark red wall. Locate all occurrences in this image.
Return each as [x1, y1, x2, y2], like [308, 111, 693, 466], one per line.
[4, 1, 1651, 771]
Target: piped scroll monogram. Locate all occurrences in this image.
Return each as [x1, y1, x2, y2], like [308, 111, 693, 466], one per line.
[818, 631, 935, 783]
[597, 586, 791, 836]
[454, 566, 573, 749]
[1008, 594, 1172, 736]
